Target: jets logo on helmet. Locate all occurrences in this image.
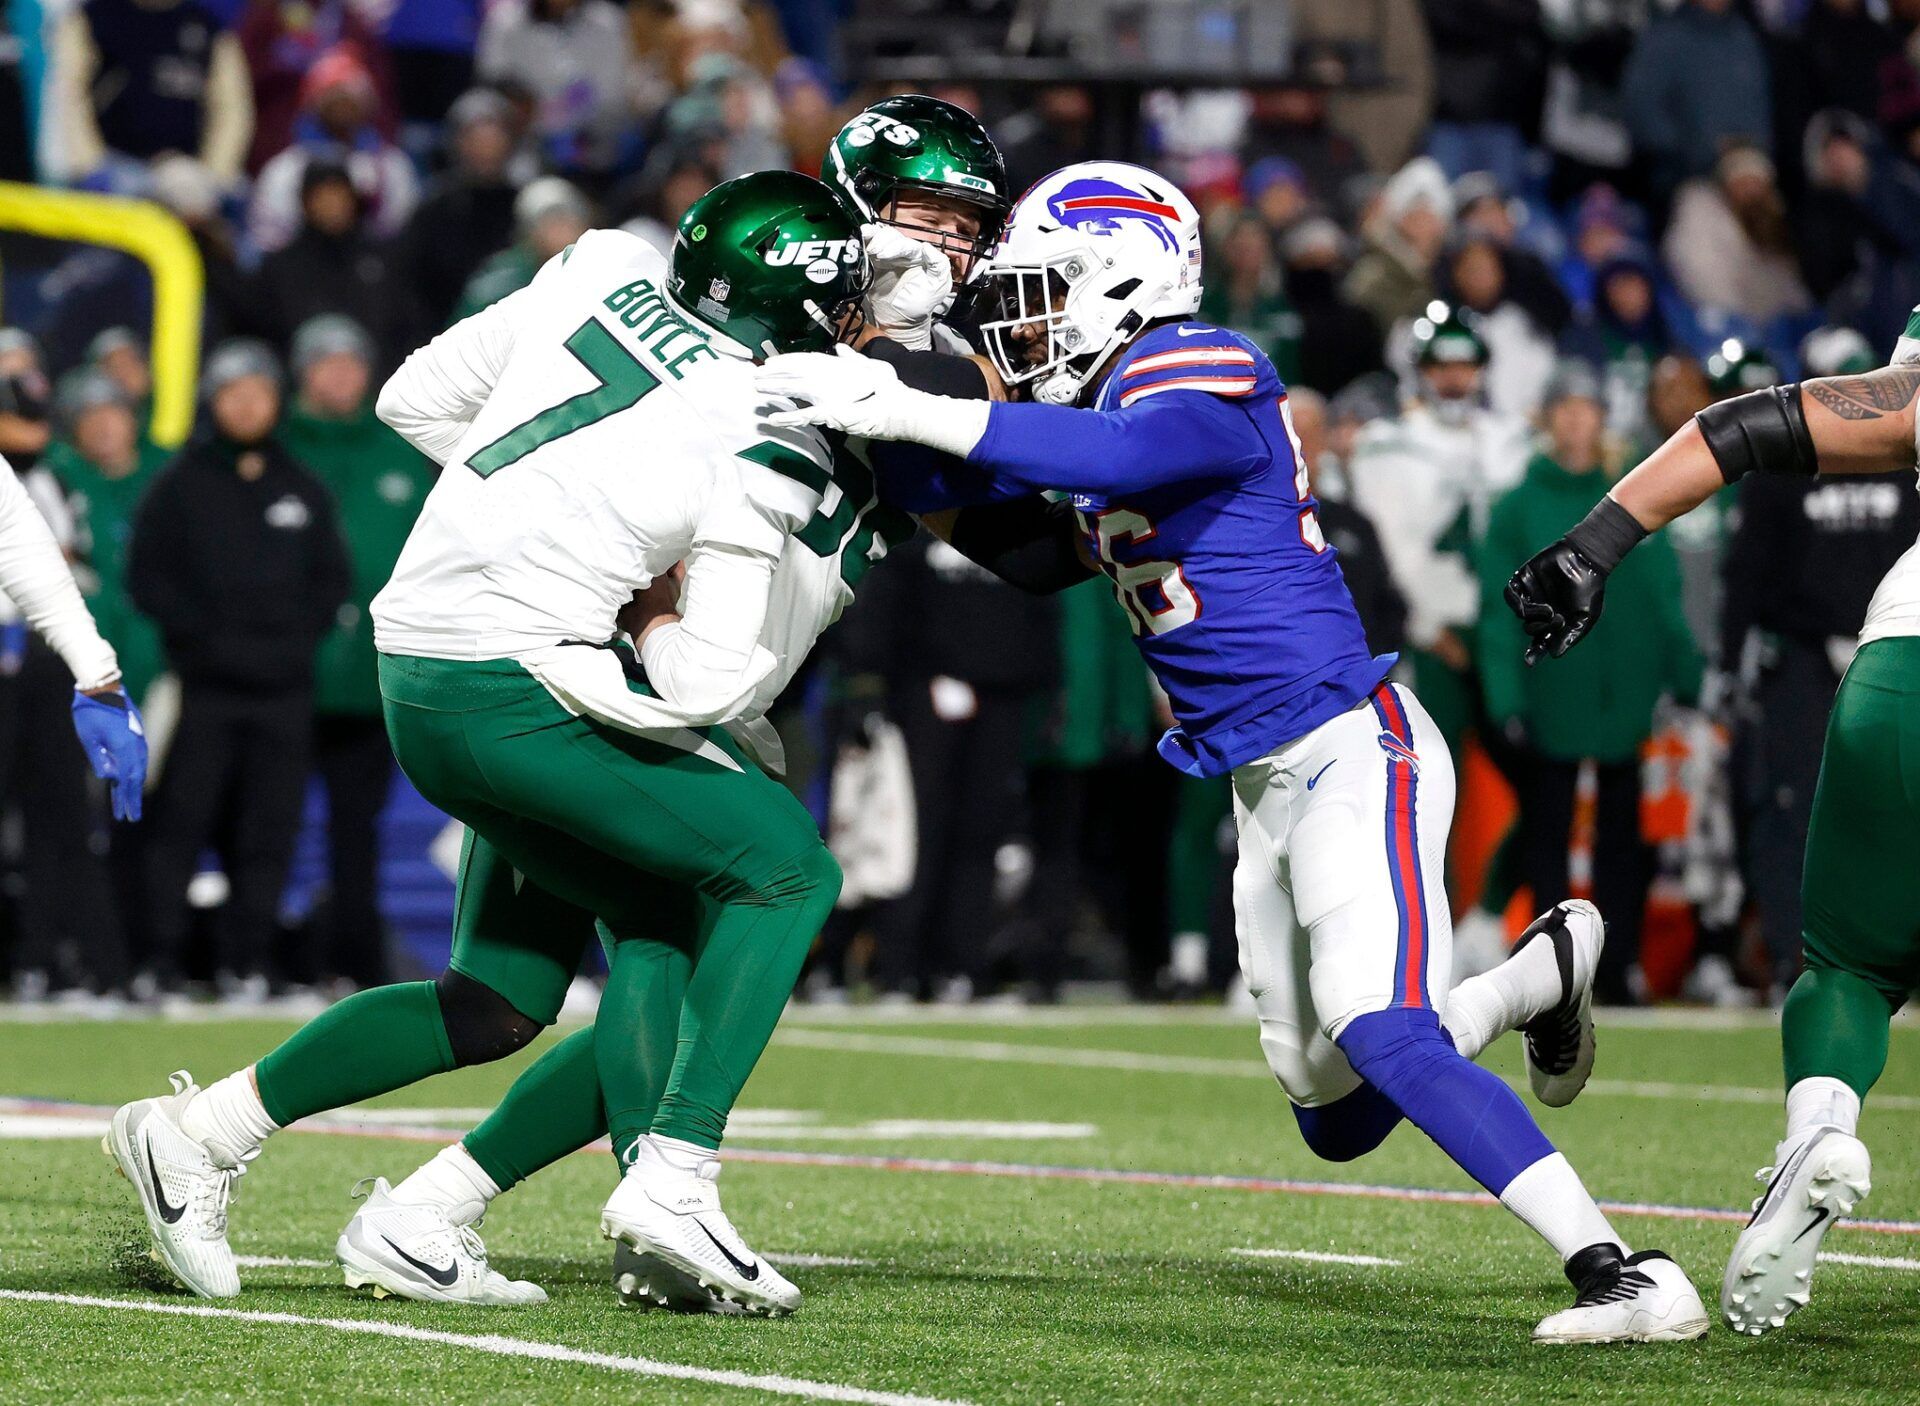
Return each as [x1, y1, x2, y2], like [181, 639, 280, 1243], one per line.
[980, 161, 1203, 406]
[1046, 178, 1184, 253]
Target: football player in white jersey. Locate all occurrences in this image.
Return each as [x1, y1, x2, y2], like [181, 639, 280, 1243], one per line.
[105, 171, 893, 1316]
[1508, 305, 1920, 1336]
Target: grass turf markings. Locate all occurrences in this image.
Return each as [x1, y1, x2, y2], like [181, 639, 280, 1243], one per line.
[1228, 1248, 1404, 1267]
[0, 1290, 973, 1406]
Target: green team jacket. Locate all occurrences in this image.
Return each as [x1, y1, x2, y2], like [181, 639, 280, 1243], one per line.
[280, 406, 436, 716]
[1478, 451, 1704, 764]
[43, 439, 169, 702]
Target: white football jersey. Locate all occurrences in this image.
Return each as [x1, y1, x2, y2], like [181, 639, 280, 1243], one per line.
[1858, 306, 1920, 646]
[373, 229, 912, 738]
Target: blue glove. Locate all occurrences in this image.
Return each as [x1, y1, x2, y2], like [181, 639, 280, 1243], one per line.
[71, 686, 147, 822]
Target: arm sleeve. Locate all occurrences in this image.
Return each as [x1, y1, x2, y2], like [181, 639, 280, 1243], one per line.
[0, 459, 118, 688]
[862, 337, 992, 398]
[966, 392, 1268, 496]
[637, 541, 780, 726]
[376, 269, 549, 464]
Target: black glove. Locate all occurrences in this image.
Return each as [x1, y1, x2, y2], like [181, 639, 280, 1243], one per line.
[1503, 497, 1648, 664]
[1505, 540, 1609, 664]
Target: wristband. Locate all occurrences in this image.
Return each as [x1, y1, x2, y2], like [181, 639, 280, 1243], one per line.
[1562, 496, 1648, 575]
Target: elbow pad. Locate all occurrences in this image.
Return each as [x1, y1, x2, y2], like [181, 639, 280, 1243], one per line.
[945, 497, 1091, 595]
[862, 337, 991, 400]
[1695, 384, 1818, 484]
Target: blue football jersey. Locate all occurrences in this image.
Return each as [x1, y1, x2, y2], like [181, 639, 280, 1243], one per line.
[932, 321, 1397, 777]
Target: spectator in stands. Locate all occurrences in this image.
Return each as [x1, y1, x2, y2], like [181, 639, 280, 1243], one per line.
[453, 176, 592, 322]
[249, 49, 419, 252]
[1558, 183, 1649, 313]
[1283, 217, 1385, 395]
[1803, 112, 1920, 351]
[1621, 0, 1771, 205]
[1421, 0, 1548, 192]
[1664, 145, 1812, 327]
[1238, 68, 1366, 209]
[1290, 387, 1407, 657]
[45, 371, 167, 707]
[129, 340, 349, 1000]
[996, 85, 1098, 194]
[85, 329, 153, 426]
[1345, 157, 1452, 333]
[403, 89, 524, 329]
[148, 155, 249, 349]
[1452, 172, 1571, 336]
[47, 0, 252, 191]
[1294, 0, 1434, 173]
[248, 157, 421, 372]
[1561, 246, 1671, 444]
[477, 0, 639, 179]
[280, 316, 433, 992]
[1350, 307, 1530, 769]
[1439, 232, 1556, 417]
[843, 535, 1058, 1002]
[775, 56, 841, 177]
[0, 339, 129, 1001]
[655, 52, 787, 179]
[1244, 157, 1312, 242]
[1199, 212, 1302, 383]
[383, 0, 486, 130]
[1480, 362, 1702, 1003]
[615, 154, 721, 257]
[238, 0, 397, 174]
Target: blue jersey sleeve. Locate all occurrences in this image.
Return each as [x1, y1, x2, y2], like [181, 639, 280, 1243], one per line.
[965, 392, 1269, 497]
[869, 439, 1028, 514]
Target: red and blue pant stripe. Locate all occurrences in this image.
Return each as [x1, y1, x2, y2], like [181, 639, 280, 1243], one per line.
[1368, 683, 1432, 1009]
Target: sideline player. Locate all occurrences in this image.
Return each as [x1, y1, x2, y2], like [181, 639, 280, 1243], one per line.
[1505, 310, 1920, 1336]
[758, 160, 1712, 1344]
[104, 171, 873, 1314]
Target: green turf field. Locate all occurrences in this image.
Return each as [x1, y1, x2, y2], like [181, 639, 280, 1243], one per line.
[0, 1006, 1914, 1405]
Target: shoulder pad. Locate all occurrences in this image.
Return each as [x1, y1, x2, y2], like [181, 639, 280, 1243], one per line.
[1110, 321, 1269, 408]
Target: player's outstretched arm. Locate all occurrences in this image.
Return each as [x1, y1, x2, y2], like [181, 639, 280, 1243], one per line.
[1506, 367, 1920, 661]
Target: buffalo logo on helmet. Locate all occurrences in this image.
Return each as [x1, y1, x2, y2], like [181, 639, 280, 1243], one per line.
[1046, 177, 1183, 253]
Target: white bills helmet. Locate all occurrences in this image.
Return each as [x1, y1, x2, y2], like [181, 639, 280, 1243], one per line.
[979, 161, 1203, 406]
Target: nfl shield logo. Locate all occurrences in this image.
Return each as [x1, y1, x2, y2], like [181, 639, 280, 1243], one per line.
[709, 276, 730, 302]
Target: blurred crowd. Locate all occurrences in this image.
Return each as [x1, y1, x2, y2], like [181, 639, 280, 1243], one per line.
[0, 0, 1916, 1011]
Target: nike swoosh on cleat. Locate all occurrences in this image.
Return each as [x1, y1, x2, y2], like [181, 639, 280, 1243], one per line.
[382, 1235, 459, 1287]
[1792, 1206, 1831, 1244]
[145, 1135, 185, 1224]
[694, 1222, 759, 1281]
[1306, 761, 1335, 790]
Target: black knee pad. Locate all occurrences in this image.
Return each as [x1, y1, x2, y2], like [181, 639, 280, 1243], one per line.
[434, 969, 542, 1067]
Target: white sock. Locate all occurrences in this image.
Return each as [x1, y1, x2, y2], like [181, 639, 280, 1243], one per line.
[1781, 1076, 1861, 1158]
[1499, 1152, 1627, 1263]
[1444, 930, 1566, 1061]
[390, 1143, 501, 1227]
[179, 1068, 280, 1164]
[649, 1133, 720, 1176]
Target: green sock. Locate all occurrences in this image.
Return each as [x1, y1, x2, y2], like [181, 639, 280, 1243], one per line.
[1781, 965, 1899, 1102]
[463, 1026, 607, 1190]
[598, 938, 693, 1164]
[647, 853, 838, 1150]
[254, 981, 454, 1126]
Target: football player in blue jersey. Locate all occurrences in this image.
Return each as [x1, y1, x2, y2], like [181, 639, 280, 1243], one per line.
[759, 160, 1712, 1344]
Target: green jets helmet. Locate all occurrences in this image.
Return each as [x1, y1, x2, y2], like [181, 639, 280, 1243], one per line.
[822, 94, 1010, 275]
[1410, 301, 1489, 368]
[666, 170, 870, 357]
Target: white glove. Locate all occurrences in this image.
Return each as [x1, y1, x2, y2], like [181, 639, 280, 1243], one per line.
[757, 344, 990, 455]
[860, 222, 954, 351]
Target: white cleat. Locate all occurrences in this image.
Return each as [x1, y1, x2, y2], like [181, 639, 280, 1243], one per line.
[1533, 1244, 1710, 1344]
[1516, 900, 1604, 1108]
[599, 1140, 800, 1317]
[337, 1178, 546, 1306]
[1722, 1127, 1871, 1336]
[613, 1239, 745, 1314]
[102, 1070, 246, 1298]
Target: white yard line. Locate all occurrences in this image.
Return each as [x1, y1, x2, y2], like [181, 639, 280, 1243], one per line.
[234, 1256, 333, 1269]
[0, 1290, 971, 1406]
[1819, 1252, 1920, 1271]
[1228, 1248, 1403, 1267]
